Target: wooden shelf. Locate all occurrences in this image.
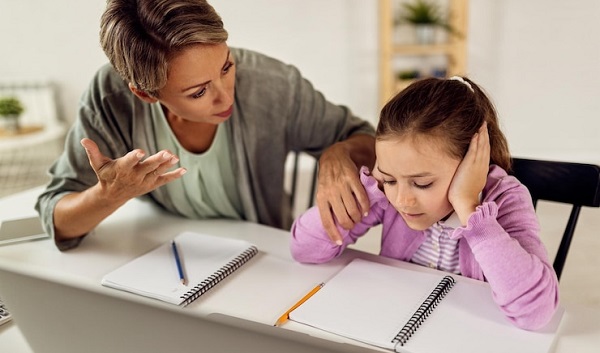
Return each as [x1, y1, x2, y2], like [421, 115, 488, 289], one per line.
[379, 0, 469, 107]
[0, 125, 44, 138]
[392, 43, 455, 55]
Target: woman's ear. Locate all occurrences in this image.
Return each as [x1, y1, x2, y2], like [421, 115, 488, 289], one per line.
[128, 83, 158, 103]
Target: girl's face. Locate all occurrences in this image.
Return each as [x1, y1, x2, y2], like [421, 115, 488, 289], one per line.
[374, 134, 461, 231]
[156, 43, 236, 124]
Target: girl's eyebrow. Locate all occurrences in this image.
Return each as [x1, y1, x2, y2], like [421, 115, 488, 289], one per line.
[377, 166, 392, 176]
[180, 50, 231, 93]
[377, 166, 432, 178]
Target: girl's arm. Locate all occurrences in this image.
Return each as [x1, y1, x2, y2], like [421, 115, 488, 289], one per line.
[453, 185, 559, 330]
[290, 166, 387, 263]
[448, 124, 558, 330]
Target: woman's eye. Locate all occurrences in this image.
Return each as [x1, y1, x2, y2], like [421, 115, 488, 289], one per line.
[223, 61, 234, 74]
[382, 180, 396, 186]
[414, 182, 433, 189]
[191, 87, 207, 99]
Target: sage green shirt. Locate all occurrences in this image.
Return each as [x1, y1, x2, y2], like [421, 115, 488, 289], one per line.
[151, 103, 243, 220]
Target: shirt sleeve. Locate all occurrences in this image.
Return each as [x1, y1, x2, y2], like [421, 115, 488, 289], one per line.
[35, 67, 134, 251]
[277, 58, 375, 157]
[452, 193, 559, 330]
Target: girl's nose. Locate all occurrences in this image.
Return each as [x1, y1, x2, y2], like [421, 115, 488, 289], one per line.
[394, 187, 416, 208]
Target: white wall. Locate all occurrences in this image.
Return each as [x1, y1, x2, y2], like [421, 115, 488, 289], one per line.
[1, 0, 599, 164]
[0, 1, 107, 122]
[212, 0, 379, 122]
[468, 0, 600, 163]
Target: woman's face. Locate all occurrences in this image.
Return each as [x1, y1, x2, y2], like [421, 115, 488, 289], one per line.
[374, 134, 461, 230]
[157, 42, 236, 124]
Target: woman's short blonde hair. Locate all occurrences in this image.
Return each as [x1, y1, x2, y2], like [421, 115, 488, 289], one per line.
[100, 0, 228, 96]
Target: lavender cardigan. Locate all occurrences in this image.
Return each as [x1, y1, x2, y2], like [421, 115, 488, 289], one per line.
[291, 165, 559, 330]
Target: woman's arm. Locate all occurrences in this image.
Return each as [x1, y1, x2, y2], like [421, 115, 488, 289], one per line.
[52, 138, 185, 241]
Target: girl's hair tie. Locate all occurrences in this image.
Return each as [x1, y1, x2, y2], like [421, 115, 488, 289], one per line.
[449, 76, 474, 92]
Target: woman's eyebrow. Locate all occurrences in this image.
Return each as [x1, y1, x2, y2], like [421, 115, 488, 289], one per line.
[180, 50, 231, 93]
[181, 80, 210, 93]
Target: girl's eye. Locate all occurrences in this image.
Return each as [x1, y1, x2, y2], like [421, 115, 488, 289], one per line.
[191, 87, 207, 99]
[382, 180, 396, 186]
[414, 182, 433, 189]
[223, 61, 234, 74]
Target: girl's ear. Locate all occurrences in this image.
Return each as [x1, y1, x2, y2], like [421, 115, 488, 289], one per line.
[128, 83, 158, 103]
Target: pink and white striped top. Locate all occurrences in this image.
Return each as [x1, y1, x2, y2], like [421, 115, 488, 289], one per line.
[411, 212, 461, 274]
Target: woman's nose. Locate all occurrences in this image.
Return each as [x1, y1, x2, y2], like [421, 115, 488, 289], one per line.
[214, 80, 233, 106]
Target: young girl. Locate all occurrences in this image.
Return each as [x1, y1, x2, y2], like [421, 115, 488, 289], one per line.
[290, 76, 559, 331]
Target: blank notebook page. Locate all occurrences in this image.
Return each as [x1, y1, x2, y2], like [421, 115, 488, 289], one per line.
[289, 258, 563, 353]
[101, 231, 257, 305]
[289, 259, 445, 350]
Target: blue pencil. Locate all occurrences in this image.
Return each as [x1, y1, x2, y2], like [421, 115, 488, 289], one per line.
[171, 240, 187, 286]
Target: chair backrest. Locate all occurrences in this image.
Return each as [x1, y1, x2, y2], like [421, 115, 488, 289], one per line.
[289, 151, 318, 215]
[510, 157, 600, 280]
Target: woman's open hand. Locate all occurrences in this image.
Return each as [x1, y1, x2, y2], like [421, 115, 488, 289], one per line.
[80, 138, 186, 204]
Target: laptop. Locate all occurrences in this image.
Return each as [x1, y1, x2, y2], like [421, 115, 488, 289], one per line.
[0, 216, 47, 246]
[0, 265, 380, 353]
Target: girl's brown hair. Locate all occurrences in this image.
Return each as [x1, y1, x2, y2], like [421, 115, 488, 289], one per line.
[376, 77, 511, 171]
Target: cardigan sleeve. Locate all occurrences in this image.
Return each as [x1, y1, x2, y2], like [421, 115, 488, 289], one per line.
[35, 65, 139, 251]
[290, 167, 388, 263]
[452, 189, 559, 330]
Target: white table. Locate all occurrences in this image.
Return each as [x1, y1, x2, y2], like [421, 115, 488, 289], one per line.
[0, 188, 599, 353]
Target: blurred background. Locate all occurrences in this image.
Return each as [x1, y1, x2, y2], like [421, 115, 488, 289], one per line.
[1, 1, 599, 164]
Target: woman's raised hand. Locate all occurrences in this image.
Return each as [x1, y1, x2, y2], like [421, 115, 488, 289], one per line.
[80, 138, 186, 203]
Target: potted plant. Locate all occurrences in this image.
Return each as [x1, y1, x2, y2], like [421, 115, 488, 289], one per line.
[395, 0, 455, 44]
[0, 96, 25, 133]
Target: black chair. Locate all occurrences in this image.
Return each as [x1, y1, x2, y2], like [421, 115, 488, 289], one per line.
[510, 157, 600, 281]
[289, 151, 319, 214]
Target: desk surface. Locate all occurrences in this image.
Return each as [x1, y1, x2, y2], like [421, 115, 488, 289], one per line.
[1, 188, 599, 353]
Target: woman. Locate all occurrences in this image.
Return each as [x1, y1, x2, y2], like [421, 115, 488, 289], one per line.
[36, 0, 375, 250]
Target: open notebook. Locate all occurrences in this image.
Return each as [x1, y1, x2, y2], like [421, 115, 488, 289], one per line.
[101, 231, 258, 306]
[289, 258, 563, 353]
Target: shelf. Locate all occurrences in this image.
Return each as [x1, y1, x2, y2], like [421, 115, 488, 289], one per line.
[392, 43, 455, 55]
[379, 0, 469, 107]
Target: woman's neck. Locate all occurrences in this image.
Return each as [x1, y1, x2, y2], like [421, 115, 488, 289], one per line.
[165, 110, 218, 154]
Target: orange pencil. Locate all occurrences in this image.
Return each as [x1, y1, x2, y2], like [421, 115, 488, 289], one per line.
[274, 282, 325, 327]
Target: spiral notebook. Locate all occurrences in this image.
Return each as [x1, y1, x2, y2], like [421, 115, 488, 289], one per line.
[101, 231, 258, 306]
[289, 258, 563, 353]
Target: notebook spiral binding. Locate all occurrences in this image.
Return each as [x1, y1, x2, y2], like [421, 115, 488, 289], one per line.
[392, 275, 456, 347]
[180, 246, 259, 307]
